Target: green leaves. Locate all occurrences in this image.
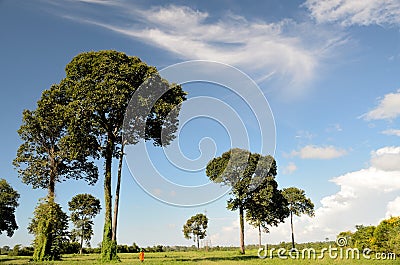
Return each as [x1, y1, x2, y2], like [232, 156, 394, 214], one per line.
[14, 84, 99, 192]
[0, 179, 20, 237]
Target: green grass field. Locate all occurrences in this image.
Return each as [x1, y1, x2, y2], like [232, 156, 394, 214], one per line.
[0, 250, 398, 264]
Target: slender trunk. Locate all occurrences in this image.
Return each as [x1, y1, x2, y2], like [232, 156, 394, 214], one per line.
[101, 136, 117, 261]
[258, 223, 262, 249]
[239, 205, 245, 254]
[112, 142, 124, 242]
[48, 150, 56, 199]
[80, 220, 84, 255]
[290, 211, 295, 250]
[197, 235, 200, 250]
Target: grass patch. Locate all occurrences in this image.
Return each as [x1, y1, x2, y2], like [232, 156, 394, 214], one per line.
[0, 250, 397, 264]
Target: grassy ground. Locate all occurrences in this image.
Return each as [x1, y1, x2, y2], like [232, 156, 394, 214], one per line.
[0, 250, 398, 264]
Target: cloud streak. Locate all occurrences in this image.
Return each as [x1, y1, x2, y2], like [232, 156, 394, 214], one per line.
[305, 0, 400, 27]
[52, 1, 347, 97]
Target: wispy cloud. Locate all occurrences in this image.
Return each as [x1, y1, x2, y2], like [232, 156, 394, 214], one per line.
[382, 129, 400, 136]
[291, 145, 347, 159]
[362, 89, 400, 121]
[50, 1, 347, 97]
[305, 0, 400, 27]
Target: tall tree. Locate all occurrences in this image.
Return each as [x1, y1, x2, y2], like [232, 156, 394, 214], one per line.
[28, 197, 69, 261]
[13, 84, 98, 261]
[62, 50, 186, 261]
[246, 180, 289, 248]
[0, 179, 20, 237]
[68, 194, 101, 255]
[282, 187, 315, 250]
[206, 148, 278, 254]
[183, 214, 208, 249]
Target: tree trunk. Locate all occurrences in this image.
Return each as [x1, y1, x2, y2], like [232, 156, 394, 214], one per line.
[101, 136, 118, 261]
[80, 221, 84, 255]
[258, 223, 262, 249]
[197, 235, 200, 249]
[290, 211, 295, 250]
[239, 205, 245, 254]
[112, 142, 124, 242]
[48, 149, 56, 199]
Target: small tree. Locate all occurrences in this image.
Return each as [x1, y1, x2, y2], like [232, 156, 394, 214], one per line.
[28, 197, 69, 261]
[183, 214, 208, 249]
[0, 179, 20, 237]
[68, 194, 101, 254]
[282, 187, 315, 250]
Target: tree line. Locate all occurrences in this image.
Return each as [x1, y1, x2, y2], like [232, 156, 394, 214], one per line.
[338, 216, 400, 255]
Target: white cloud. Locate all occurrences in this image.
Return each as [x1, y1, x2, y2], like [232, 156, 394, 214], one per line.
[382, 129, 400, 136]
[283, 162, 297, 174]
[363, 90, 400, 120]
[386, 197, 400, 218]
[291, 145, 347, 159]
[54, 2, 347, 97]
[371, 146, 400, 171]
[305, 0, 400, 27]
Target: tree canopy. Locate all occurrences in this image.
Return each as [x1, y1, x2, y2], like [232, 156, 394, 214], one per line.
[13, 84, 98, 198]
[0, 179, 20, 237]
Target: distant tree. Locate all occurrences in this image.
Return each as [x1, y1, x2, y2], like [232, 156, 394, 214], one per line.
[183, 214, 208, 249]
[0, 179, 20, 237]
[28, 197, 69, 261]
[62, 50, 186, 261]
[206, 148, 278, 254]
[68, 194, 101, 255]
[282, 187, 315, 250]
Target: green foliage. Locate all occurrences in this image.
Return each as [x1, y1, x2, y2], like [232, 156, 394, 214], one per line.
[62, 50, 187, 261]
[373, 216, 400, 254]
[0, 179, 20, 237]
[28, 197, 69, 261]
[183, 214, 208, 249]
[352, 225, 375, 250]
[282, 187, 315, 217]
[68, 193, 101, 254]
[245, 177, 289, 242]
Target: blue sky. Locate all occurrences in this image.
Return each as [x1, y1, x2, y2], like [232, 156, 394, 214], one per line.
[1, 0, 400, 248]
